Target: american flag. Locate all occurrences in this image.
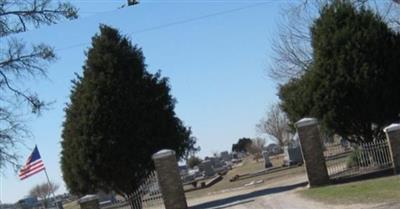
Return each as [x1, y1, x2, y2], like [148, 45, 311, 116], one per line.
[19, 146, 45, 180]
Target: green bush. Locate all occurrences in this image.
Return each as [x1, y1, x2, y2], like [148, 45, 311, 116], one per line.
[346, 148, 370, 168]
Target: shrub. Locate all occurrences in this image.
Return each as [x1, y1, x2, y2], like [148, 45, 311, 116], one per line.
[346, 147, 370, 168]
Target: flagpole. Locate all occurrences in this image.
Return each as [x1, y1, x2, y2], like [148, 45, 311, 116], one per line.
[0, 173, 2, 209]
[44, 168, 59, 209]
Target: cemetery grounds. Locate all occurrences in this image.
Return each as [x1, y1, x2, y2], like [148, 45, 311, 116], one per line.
[185, 155, 307, 207]
[186, 156, 400, 209]
[63, 155, 400, 209]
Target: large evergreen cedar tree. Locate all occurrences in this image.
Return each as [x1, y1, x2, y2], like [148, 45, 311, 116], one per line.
[279, 2, 400, 143]
[61, 25, 196, 197]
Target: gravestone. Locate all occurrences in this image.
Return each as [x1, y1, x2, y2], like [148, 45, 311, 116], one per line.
[198, 160, 215, 177]
[283, 146, 303, 166]
[209, 157, 224, 168]
[79, 195, 99, 209]
[220, 151, 232, 161]
[262, 151, 273, 168]
[56, 201, 64, 209]
[182, 174, 195, 183]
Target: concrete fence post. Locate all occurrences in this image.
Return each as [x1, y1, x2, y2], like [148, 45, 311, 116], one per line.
[384, 123, 400, 174]
[295, 118, 329, 187]
[152, 149, 188, 209]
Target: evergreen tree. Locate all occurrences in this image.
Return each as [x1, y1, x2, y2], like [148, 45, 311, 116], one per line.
[279, 2, 400, 142]
[61, 25, 197, 197]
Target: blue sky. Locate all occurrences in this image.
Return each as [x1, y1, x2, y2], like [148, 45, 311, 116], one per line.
[2, 0, 285, 203]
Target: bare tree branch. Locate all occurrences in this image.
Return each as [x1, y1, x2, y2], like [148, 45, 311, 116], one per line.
[0, 107, 28, 171]
[29, 181, 59, 208]
[246, 138, 265, 162]
[256, 104, 290, 147]
[0, 0, 77, 170]
[0, 0, 78, 37]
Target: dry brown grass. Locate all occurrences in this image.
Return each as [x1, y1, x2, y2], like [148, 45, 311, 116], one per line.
[63, 200, 80, 209]
[270, 154, 285, 167]
[184, 156, 305, 199]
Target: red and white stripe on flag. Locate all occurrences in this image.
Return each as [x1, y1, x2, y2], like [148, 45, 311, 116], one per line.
[19, 146, 45, 180]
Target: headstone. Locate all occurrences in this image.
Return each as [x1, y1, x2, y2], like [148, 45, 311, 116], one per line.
[78, 195, 99, 209]
[220, 151, 232, 161]
[283, 146, 289, 165]
[178, 165, 188, 176]
[209, 157, 225, 168]
[193, 170, 203, 178]
[232, 152, 238, 159]
[198, 160, 215, 177]
[283, 146, 303, 166]
[262, 151, 273, 168]
[56, 201, 64, 209]
[182, 174, 195, 183]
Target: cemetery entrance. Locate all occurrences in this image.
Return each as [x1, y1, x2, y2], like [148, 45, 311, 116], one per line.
[101, 171, 165, 209]
[99, 149, 188, 209]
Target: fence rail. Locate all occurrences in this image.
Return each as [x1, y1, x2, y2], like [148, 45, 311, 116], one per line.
[324, 139, 393, 179]
[103, 171, 165, 209]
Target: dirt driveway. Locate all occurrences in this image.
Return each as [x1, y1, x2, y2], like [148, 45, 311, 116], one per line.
[225, 189, 399, 209]
[188, 174, 399, 209]
[188, 174, 308, 209]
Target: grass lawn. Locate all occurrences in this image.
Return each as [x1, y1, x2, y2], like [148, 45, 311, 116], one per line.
[299, 175, 400, 204]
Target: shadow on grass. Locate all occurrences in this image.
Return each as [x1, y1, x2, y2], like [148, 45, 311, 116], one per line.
[189, 181, 308, 209]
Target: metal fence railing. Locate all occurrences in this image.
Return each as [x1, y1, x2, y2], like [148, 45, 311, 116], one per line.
[103, 171, 165, 209]
[324, 139, 393, 179]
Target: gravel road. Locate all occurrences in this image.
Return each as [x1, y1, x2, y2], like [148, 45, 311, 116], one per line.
[188, 174, 400, 209]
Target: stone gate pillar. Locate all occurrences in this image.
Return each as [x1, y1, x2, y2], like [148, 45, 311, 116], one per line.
[295, 118, 329, 187]
[384, 123, 400, 174]
[152, 149, 188, 209]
